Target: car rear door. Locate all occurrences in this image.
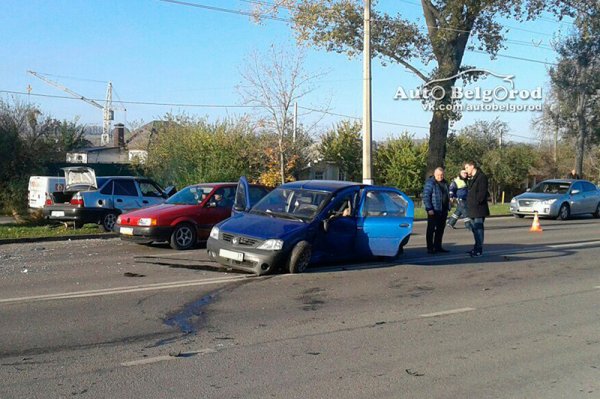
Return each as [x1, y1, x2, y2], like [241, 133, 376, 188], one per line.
[569, 182, 584, 214]
[355, 188, 414, 257]
[112, 179, 142, 212]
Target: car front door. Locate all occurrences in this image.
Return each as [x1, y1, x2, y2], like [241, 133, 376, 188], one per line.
[314, 189, 359, 261]
[569, 182, 584, 215]
[355, 188, 414, 257]
[137, 180, 166, 207]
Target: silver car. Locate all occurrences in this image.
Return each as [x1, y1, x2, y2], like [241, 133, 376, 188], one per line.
[510, 179, 600, 220]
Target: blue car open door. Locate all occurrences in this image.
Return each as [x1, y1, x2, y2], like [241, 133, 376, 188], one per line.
[355, 188, 414, 257]
[233, 176, 251, 215]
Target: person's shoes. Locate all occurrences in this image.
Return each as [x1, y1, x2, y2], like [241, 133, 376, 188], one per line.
[446, 222, 456, 230]
[435, 248, 450, 253]
[469, 250, 483, 257]
[427, 249, 436, 254]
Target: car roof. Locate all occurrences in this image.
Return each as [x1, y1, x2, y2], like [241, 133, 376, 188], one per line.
[281, 180, 364, 192]
[541, 179, 577, 184]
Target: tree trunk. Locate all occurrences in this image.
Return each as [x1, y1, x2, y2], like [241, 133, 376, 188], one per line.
[576, 91, 587, 178]
[426, 105, 450, 176]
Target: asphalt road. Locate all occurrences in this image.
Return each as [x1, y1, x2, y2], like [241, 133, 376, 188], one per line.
[0, 216, 599, 398]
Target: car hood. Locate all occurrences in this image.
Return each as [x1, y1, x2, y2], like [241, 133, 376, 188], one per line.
[219, 212, 306, 240]
[121, 203, 189, 218]
[514, 193, 564, 201]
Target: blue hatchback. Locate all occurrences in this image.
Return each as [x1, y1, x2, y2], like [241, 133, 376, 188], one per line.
[207, 177, 414, 275]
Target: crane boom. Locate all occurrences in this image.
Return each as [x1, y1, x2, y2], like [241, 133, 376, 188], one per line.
[27, 70, 114, 146]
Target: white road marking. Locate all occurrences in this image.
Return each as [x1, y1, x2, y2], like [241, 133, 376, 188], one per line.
[0, 276, 251, 305]
[419, 307, 476, 318]
[547, 242, 600, 249]
[121, 348, 217, 367]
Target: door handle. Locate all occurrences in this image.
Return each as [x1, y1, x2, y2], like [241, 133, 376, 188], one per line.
[399, 223, 410, 228]
[142, 200, 149, 204]
[116, 199, 123, 203]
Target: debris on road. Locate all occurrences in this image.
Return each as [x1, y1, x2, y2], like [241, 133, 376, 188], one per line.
[405, 369, 425, 377]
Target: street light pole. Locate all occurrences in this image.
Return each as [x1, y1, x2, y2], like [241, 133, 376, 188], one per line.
[362, 0, 373, 185]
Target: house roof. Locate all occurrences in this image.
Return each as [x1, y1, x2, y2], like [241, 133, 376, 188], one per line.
[68, 146, 122, 153]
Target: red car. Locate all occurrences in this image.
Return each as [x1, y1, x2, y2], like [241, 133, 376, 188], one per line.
[115, 182, 270, 250]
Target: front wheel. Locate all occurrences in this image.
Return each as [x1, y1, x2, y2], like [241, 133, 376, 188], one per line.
[557, 203, 570, 220]
[101, 212, 118, 232]
[170, 223, 197, 250]
[288, 241, 312, 274]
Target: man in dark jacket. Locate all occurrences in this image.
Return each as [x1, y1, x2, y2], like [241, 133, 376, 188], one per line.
[422, 167, 451, 254]
[464, 161, 490, 257]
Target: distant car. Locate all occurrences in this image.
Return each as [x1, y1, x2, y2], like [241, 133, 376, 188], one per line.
[43, 166, 172, 231]
[207, 178, 414, 275]
[510, 179, 600, 220]
[115, 182, 271, 250]
[28, 176, 65, 210]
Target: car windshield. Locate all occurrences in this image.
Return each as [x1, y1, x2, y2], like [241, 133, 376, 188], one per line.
[530, 182, 571, 194]
[250, 188, 331, 221]
[166, 186, 213, 205]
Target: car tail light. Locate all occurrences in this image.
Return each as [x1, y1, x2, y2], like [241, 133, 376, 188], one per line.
[70, 194, 84, 207]
[45, 194, 53, 206]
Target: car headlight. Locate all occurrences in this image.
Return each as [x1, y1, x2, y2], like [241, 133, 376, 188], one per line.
[257, 239, 284, 251]
[138, 218, 156, 226]
[541, 199, 557, 205]
[510, 198, 517, 204]
[209, 226, 219, 240]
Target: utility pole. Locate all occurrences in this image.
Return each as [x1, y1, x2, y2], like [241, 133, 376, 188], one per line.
[362, 0, 373, 185]
[293, 101, 298, 143]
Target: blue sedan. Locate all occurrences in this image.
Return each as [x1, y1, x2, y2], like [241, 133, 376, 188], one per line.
[207, 178, 414, 275]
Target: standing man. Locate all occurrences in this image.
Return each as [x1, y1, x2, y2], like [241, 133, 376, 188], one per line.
[464, 161, 490, 257]
[423, 167, 451, 254]
[566, 169, 581, 179]
[447, 170, 473, 230]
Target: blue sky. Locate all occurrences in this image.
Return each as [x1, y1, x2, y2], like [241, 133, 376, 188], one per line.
[0, 0, 575, 143]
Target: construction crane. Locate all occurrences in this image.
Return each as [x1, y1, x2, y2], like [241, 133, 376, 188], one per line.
[27, 70, 114, 146]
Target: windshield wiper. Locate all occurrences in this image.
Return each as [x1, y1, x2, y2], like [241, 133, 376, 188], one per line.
[251, 209, 274, 218]
[267, 211, 305, 223]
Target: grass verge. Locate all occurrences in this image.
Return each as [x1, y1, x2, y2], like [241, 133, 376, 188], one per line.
[414, 203, 510, 219]
[0, 223, 106, 240]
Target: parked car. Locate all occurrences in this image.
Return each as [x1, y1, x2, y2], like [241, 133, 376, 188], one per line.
[28, 176, 65, 210]
[207, 178, 414, 275]
[510, 179, 600, 220]
[115, 182, 270, 250]
[43, 166, 172, 231]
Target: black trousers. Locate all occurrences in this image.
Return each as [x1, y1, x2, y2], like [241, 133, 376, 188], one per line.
[426, 211, 448, 251]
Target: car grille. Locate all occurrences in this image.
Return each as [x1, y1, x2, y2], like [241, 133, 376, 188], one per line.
[518, 199, 538, 207]
[222, 233, 262, 247]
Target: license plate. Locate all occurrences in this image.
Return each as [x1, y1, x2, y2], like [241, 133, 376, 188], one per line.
[220, 249, 244, 262]
[519, 207, 533, 212]
[120, 227, 134, 236]
[51, 211, 65, 217]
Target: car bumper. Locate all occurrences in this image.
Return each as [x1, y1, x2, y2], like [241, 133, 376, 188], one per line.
[206, 237, 288, 275]
[43, 206, 109, 223]
[510, 203, 558, 217]
[115, 225, 174, 243]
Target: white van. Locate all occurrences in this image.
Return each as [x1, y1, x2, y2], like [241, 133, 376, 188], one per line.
[28, 176, 65, 209]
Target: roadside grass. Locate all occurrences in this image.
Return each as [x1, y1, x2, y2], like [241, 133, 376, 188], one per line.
[414, 203, 511, 219]
[0, 223, 106, 240]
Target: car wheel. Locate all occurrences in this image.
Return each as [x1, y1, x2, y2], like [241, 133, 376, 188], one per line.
[170, 223, 197, 250]
[101, 212, 118, 232]
[288, 241, 312, 274]
[593, 203, 600, 218]
[557, 203, 570, 220]
[513, 214, 524, 218]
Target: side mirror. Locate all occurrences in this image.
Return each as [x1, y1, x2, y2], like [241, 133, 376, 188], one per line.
[322, 218, 329, 233]
[570, 189, 580, 195]
[526, 188, 531, 192]
[164, 186, 177, 198]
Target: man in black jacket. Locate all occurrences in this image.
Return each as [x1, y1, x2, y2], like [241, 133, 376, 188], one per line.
[464, 161, 490, 257]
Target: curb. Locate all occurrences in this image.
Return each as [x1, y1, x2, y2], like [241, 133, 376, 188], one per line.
[414, 214, 513, 222]
[0, 233, 118, 246]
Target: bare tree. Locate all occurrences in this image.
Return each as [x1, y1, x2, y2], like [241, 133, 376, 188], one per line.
[238, 45, 326, 184]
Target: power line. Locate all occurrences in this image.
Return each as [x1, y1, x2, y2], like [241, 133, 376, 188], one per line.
[469, 49, 557, 65]
[159, 0, 288, 21]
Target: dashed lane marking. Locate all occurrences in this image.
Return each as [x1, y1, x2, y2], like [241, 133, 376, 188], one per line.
[419, 307, 476, 318]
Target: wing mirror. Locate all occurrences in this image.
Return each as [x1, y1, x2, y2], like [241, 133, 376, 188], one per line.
[164, 186, 177, 198]
[570, 189, 580, 195]
[525, 188, 531, 192]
